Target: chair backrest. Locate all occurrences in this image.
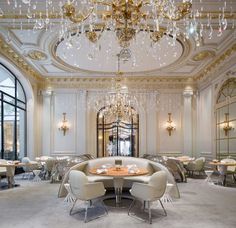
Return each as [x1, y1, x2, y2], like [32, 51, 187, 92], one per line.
[149, 171, 167, 199]
[195, 157, 205, 170]
[22, 157, 30, 163]
[22, 157, 31, 172]
[69, 170, 89, 200]
[0, 159, 7, 173]
[45, 158, 56, 172]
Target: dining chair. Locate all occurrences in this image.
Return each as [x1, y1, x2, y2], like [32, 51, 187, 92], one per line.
[186, 157, 205, 176]
[69, 170, 108, 223]
[128, 170, 167, 224]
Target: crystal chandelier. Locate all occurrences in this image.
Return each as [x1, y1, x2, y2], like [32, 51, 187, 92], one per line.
[1, 1, 234, 61]
[60, 0, 233, 49]
[94, 53, 138, 121]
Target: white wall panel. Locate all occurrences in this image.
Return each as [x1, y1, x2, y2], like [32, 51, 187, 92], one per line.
[52, 93, 77, 155]
[158, 93, 183, 155]
[196, 85, 213, 158]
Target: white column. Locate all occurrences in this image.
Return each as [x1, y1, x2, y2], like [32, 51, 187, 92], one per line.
[183, 90, 193, 156]
[76, 90, 87, 155]
[41, 90, 53, 156]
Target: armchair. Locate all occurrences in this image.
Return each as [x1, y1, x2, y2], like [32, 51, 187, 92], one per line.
[186, 157, 205, 176]
[128, 171, 167, 224]
[69, 170, 108, 223]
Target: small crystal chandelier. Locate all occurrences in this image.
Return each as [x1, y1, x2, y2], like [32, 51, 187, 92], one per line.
[95, 53, 137, 121]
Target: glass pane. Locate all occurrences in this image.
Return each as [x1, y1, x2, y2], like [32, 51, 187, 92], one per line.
[229, 139, 236, 155]
[229, 102, 236, 121]
[216, 124, 221, 139]
[3, 103, 15, 160]
[219, 123, 228, 139]
[17, 108, 25, 160]
[17, 81, 26, 102]
[219, 140, 228, 158]
[216, 139, 220, 159]
[228, 120, 236, 138]
[217, 106, 229, 124]
[17, 100, 26, 110]
[0, 66, 15, 97]
[3, 94, 15, 105]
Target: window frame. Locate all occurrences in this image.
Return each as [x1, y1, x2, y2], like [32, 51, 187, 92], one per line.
[0, 63, 27, 160]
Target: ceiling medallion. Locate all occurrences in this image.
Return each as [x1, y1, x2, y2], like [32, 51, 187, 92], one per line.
[28, 50, 47, 61]
[192, 50, 216, 62]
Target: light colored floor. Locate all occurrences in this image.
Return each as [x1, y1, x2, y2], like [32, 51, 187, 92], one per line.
[0, 176, 236, 228]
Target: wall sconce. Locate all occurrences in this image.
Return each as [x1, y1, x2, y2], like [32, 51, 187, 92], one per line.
[58, 113, 69, 136]
[223, 113, 233, 136]
[166, 113, 176, 136]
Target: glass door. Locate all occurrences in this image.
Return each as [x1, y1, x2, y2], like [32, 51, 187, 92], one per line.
[97, 107, 139, 157]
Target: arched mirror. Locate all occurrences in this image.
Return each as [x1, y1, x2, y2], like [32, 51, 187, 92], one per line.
[97, 105, 139, 157]
[216, 78, 236, 160]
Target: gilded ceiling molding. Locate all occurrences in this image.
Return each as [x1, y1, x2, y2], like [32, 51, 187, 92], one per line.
[28, 50, 47, 61]
[46, 76, 196, 90]
[0, 36, 44, 84]
[195, 43, 236, 81]
[192, 50, 216, 62]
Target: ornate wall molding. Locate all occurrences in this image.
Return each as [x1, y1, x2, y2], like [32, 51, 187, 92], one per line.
[45, 76, 196, 90]
[0, 36, 44, 85]
[195, 43, 236, 82]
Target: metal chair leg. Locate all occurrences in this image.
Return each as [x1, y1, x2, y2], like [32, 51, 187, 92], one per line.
[159, 199, 167, 216]
[69, 199, 78, 215]
[128, 199, 136, 215]
[84, 202, 89, 223]
[101, 200, 108, 215]
[148, 201, 152, 224]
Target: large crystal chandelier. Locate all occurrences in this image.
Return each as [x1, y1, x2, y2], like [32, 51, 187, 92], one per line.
[60, 0, 233, 49]
[1, 1, 234, 61]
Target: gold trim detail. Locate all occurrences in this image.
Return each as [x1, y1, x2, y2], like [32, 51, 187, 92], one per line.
[28, 50, 47, 61]
[192, 50, 216, 62]
[195, 43, 236, 81]
[0, 36, 43, 82]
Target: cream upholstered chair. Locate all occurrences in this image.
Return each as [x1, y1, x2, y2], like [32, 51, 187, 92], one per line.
[69, 170, 108, 223]
[22, 157, 33, 179]
[44, 157, 56, 180]
[186, 157, 205, 176]
[128, 171, 167, 224]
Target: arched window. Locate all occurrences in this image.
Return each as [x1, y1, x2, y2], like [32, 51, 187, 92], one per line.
[0, 63, 26, 160]
[216, 78, 236, 104]
[216, 78, 236, 160]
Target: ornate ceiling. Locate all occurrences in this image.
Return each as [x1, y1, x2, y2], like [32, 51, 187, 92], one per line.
[0, 0, 235, 88]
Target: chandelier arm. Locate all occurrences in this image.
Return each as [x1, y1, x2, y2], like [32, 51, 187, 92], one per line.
[91, 0, 113, 6]
[69, 8, 94, 23]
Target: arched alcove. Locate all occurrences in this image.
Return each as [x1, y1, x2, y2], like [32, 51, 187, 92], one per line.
[97, 106, 139, 157]
[215, 77, 236, 160]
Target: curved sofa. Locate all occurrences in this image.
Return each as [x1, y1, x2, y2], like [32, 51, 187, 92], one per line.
[58, 156, 180, 199]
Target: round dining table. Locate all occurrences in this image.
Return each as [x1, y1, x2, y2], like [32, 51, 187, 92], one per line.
[209, 161, 236, 186]
[89, 166, 149, 205]
[0, 161, 39, 188]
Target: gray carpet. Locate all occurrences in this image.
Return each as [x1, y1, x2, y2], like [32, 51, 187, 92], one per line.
[0, 176, 236, 228]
